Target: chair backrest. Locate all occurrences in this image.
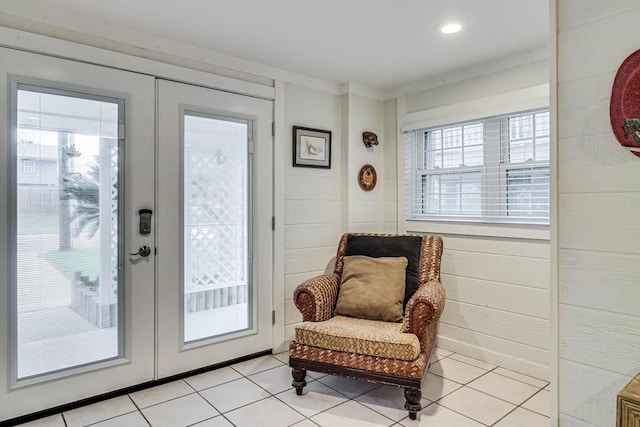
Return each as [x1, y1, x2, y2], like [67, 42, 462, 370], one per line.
[333, 233, 443, 309]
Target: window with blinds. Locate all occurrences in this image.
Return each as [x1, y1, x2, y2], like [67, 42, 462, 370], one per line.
[405, 108, 550, 224]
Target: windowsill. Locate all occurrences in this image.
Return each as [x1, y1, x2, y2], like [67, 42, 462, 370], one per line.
[404, 219, 550, 240]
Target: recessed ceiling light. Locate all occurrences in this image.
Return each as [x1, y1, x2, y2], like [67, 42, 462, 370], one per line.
[440, 23, 462, 34]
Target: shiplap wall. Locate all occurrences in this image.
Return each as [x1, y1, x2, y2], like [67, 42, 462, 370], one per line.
[557, 1, 640, 425]
[345, 93, 385, 233]
[400, 60, 551, 380]
[283, 83, 345, 340]
[383, 99, 398, 233]
[435, 234, 550, 379]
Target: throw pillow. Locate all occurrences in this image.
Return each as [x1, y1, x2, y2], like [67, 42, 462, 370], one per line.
[334, 255, 408, 322]
[344, 235, 422, 310]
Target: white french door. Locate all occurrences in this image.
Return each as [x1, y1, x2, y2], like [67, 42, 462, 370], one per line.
[156, 79, 273, 377]
[0, 50, 274, 421]
[0, 48, 156, 420]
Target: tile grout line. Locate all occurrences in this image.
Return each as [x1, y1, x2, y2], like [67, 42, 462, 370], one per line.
[426, 360, 550, 426]
[423, 401, 492, 427]
[123, 394, 152, 427]
[270, 375, 360, 425]
[27, 351, 550, 427]
[519, 388, 551, 417]
[433, 350, 548, 388]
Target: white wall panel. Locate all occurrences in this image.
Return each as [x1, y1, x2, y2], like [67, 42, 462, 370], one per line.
[349, 222, 384, 233]
[559, 193, 640, 254]
[283, 83, 345, 340]
[440, 301, 549, 350]
[557, 0, 640, 46]
[285, 299, 302, 326]
[285, 271, 328, 298]
[443, 275, 550, 319]
[284, 200, 342, 225]
[557, 8, 640, 84]
[443, 234, 549, 259]
[349, 200, 387, 223]
[558, 2, 640, 425]
[345, 93, 384, 232]
[557, 75, 613, 140]
[559, 359, 630, 427]
[383, 98, 398, 233]
[442, 249, 549, 289]
[285, 247, 337, 275]
[558, 134, 635, 194]
[285, 324, 296, 341]
[558, 414, 599, 427]
[560, 249, 640, 316]
[560, 304, 640, 375]
[437, 324, 549, 379]
[285, 223, 343, 250]
[285, 175, 341, 200]
[404, 61, 549, 114]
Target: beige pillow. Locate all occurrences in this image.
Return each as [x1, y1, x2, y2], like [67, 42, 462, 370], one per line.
[335, 255, 408, 322]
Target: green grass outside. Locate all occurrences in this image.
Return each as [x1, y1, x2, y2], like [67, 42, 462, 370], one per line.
[41, 248, 100, 280]
[18, 213, 59, 235]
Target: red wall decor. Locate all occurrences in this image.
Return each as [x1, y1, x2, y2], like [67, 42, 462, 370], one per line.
[611, 48, 640, 157]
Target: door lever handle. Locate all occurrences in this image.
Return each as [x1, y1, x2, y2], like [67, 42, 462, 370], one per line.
[129, 245, 151, 257]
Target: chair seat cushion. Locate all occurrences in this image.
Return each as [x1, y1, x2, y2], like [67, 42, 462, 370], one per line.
[294, 315, 421, 361]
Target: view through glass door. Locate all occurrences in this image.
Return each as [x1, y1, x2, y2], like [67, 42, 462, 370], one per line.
[14, 85, 123, 379]
[0, 48, 156, 421]
[156, 79, 273, 377]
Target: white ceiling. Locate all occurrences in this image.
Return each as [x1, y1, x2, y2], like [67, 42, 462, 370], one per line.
[2, 0, 549, 92]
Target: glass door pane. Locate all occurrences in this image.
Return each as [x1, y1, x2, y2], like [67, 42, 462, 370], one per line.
[15, 86, 121, 379]
[183, 113, 250, 342]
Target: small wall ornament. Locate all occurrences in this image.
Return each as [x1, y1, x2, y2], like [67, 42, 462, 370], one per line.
[358, 164, 377, 191]
[610, 48, 640, 156]
[362, 131, 379, 148]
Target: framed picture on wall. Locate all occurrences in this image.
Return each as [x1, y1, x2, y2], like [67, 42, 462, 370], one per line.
[293, 126, 331, 168]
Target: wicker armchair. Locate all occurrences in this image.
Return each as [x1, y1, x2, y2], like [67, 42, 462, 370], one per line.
[289, 233, 445, 420]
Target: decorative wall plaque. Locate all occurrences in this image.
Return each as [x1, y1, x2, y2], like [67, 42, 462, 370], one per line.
[358, 164, 377, 191]
[611, 49, 640, 157]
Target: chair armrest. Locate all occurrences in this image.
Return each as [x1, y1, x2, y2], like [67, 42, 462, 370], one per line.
[403, 280, 446, 350]
[293, 273, 340, 322]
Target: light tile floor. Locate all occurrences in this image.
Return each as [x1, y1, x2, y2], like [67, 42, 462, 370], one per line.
[18, 348, 550, 427]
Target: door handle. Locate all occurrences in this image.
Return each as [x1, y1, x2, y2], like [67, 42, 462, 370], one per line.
[129, 245, 151, 257]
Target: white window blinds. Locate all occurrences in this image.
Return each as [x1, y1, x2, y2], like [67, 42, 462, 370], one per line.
[405, 108, 550, 224]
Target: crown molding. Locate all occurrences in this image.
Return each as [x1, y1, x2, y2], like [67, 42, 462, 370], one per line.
[384, 45, 549, 101]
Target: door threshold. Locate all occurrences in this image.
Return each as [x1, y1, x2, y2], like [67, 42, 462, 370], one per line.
[1, 349, 273, 427]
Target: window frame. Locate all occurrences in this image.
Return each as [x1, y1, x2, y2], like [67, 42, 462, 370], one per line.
[399, 84, 550, 239]
[409, 108, 549, 225]
[21, 159, 37, 174]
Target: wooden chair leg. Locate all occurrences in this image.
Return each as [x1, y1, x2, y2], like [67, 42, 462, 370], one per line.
[291, 368, 307, 395]
[404, 387, 422, 420]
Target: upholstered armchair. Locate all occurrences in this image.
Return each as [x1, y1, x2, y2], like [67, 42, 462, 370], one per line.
[289, 233, 445, 420]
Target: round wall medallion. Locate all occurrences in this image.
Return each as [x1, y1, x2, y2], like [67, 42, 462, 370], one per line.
[358, 164, 377, 191]
[610, 48, 640, 156]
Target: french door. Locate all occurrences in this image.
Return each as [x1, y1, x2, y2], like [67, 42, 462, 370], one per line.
[0, 47, 156, 420]
[0, 49, 273, 421]
[156, 80, 273, 377]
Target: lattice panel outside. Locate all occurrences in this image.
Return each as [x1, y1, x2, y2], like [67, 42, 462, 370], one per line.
[110, 143, 118, 303]
[185, 147, 246, 293]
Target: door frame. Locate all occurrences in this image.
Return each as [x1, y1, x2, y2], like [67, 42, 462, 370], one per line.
[155, 78, 274, 378]
[0, 28, 287, 421]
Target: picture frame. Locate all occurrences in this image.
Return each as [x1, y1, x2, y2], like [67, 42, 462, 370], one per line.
[293, 126, 331, 168]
